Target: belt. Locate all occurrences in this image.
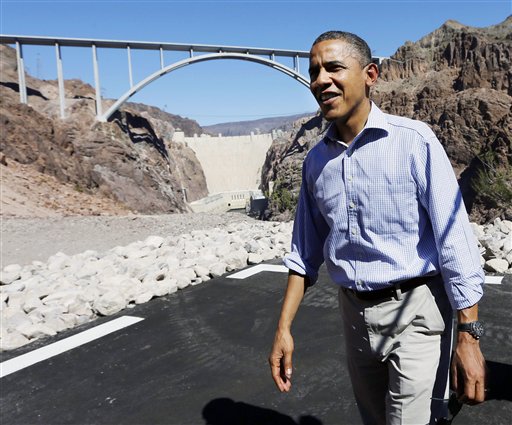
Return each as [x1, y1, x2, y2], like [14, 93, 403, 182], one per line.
[346, 274, 439, 301]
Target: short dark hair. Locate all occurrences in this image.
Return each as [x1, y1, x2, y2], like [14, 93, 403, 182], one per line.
[312, 31, 372, 67]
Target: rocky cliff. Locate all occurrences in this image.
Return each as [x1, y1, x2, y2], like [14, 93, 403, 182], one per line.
[0, 44, 208, 216]
[262, 16, 512, 223]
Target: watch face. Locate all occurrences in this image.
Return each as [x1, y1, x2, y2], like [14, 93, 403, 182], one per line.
[471, 321, 485, 338]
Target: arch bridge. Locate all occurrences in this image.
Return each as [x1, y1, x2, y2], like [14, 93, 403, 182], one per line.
[0, 35, 387, 121]
[0, 35, 315, 121]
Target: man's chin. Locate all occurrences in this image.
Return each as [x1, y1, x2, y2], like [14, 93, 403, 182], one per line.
[321, 110, 339, 122]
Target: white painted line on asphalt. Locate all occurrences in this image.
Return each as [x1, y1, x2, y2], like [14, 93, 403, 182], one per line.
[229, 267, 506, 285]
[0, 315, 144, 378]
[485, 275, 504, 285]
[228, 264, 288, 279]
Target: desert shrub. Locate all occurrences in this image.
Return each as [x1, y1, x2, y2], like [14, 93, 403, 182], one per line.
[471, 149, 512, 209]
[270, 180, 298, 214]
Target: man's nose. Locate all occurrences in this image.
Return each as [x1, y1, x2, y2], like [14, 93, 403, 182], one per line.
[315, 68, 331, 86]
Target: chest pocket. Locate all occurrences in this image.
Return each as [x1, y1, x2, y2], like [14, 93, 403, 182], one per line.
[361, 182, 418, 235]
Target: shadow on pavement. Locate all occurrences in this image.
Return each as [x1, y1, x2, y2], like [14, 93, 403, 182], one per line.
[202, 398, 323, 425]
[487, 360, 512, 401]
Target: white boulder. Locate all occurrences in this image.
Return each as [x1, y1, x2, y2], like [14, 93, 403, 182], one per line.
[485, 258, 509, 274]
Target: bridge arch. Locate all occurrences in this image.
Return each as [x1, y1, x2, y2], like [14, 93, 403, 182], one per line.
[99, 52, 310, 122]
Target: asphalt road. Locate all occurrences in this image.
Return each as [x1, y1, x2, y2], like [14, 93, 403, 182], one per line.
[1, 263, 511, 425]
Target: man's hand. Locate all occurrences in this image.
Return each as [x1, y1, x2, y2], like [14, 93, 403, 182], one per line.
[451, 332, 487, 404]
[269, 328, 294, 392]
[269, 270, 309, 393]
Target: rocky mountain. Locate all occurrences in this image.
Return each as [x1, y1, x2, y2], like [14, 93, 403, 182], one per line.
[0, 44, 208, 216]
[262, 16, 512, 223]
[203, 113, 314, 136]
[124, 102, 204, 137]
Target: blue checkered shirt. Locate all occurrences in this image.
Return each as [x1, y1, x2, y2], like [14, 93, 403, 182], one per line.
[284, 103, 484, 310]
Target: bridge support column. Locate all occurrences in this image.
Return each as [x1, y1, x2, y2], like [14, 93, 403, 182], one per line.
[15, 41, 27, 104]
[92, 44, 103, 118]
[127, 46, 134, 87]
[55, 43, 66, 119]
[160, 47, 164, 69]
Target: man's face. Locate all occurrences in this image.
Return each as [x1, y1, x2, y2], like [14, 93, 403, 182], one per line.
[309, 39, 372, 123]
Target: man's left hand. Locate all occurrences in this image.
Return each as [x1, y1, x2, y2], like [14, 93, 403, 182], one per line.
[451, 332, 487, 404]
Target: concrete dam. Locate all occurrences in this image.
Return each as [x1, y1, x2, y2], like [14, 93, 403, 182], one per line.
[172, 131, 274, 212]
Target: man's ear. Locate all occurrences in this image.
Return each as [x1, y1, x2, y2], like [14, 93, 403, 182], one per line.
[365, 62, 379, 87]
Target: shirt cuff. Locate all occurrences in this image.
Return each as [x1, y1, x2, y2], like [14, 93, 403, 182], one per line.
[283, 252, 319, 284]
[444, 274, 484, 310]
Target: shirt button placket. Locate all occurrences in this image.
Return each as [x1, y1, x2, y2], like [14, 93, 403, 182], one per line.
[346, 167, 357, 240]
[346, 155, 360, 285]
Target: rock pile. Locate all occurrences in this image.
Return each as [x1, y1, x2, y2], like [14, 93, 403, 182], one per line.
[473, 218, 512, 274]
[0, 220, 292, 351]
[1, 219, 511, 352]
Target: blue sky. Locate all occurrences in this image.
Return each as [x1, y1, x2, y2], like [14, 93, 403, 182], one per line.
[1, 1, 510, 126]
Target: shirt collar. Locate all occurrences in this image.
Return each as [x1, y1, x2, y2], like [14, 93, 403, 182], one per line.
[323, 101, 390, 147]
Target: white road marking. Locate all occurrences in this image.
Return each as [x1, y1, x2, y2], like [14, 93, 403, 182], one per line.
[0, 315, 144, 378]
[228, 264, 288, 279]
[485, 275, 504, 285]
[228, 265, 506, 286]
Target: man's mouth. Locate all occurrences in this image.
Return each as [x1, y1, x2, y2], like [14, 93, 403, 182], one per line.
[319, 92, 340, 103]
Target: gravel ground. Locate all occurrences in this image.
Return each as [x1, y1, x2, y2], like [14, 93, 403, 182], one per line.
[1, 212, 256, 267]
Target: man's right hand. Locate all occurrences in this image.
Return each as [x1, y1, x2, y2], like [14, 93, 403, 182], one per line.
[269, 328, 294, 392]
[269, 270, 309, 393]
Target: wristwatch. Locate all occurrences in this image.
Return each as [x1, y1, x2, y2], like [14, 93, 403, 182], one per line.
[457, 321, 484, 339]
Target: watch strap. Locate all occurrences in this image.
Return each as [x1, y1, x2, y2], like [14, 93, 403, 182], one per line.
[457, 321, 484, 339]
[457, 323, 474, 331]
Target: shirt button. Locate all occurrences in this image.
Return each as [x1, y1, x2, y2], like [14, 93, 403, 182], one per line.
[351, 228, 357, 235]
[349, 201, 356, 209]
[348, 176, 353, 182]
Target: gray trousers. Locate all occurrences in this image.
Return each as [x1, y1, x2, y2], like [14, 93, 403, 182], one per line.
[338, 277, 453, 425]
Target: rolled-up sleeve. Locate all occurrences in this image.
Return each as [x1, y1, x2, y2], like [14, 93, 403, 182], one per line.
[284, 160, 330, 284]
[415, 135, 484, 310]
